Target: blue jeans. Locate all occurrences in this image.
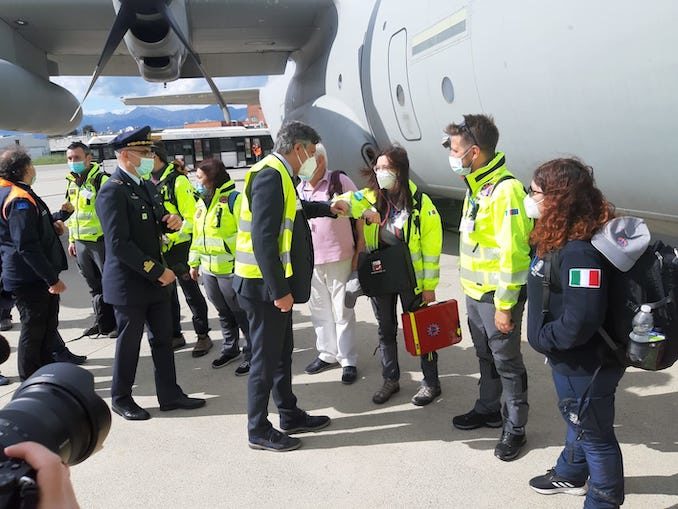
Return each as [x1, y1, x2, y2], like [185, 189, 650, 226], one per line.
[552, 366, 625, 508]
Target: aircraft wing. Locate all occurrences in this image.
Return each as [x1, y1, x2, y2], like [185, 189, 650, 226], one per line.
[122, 88, 260, 106]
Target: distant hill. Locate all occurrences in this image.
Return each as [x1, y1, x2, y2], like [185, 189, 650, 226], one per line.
[0, 105, 247, 137]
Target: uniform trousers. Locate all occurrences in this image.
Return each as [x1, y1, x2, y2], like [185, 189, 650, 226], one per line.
[74, 239, 115, 332]
[309, 258, 357, 367]
[111, 298, 183, 406]
[552, 366, 625, 508]
[238, 293, 303, 439]
[370, 289, 439, 388]
[202, 273, 251, 360]
[465, 295, 528, 435]
[165, 242, 210, 336]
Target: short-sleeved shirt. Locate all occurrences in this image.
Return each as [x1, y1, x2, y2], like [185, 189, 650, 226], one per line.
[298, 171, 357, 265]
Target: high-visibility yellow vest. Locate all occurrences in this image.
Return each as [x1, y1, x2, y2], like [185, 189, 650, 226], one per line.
[65, 162, 107, 242]
[189, 180, 240, 275]
[153, 163, 196, 251]
[336, 180, 443, 293]
[458, 152, 533, 309]
[234, 154, 296, 279]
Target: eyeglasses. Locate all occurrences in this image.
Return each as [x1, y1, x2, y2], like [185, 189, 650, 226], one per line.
[528, 186, 544, 196]
[458, 120, 480, 147]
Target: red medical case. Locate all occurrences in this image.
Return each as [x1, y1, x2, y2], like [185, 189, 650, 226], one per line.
[401, 300, 462, 356]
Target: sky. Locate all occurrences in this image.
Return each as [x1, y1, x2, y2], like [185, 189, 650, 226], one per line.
[50, 75, 269, 115]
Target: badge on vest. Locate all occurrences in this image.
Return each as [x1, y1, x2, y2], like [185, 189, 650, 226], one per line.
[459, 218, 475, 232]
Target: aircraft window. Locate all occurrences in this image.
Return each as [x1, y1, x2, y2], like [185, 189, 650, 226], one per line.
[396, 84, 405, 106]
[442, 77, 455, 103]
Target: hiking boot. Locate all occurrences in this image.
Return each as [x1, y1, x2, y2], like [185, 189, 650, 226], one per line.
[171, 335, 186, 350]
[211, 351, 241, 369]
[411, 385, 442, 406]
[341, 366, 357, 385]
[452, 409, 503, 430]
[82, 324, 100, 337]
[304, 357, 338, 375]
[344, 273, 363, 309]
[234, 360, 250, 376]
[529, 468, 588, 496]
[192, 334, 213, 357]
[0, 318, 12, 331]
[372, 379, 400, 404]
[494, 430, 527, 461]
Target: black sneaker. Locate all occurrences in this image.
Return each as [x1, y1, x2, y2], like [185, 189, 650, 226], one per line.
[304, 357, 338, 375]
[82, 324, 100, 337]
[494, 430, 527, 461]
[280, 412, 331, 434]
[212, 351, 241, 369]
[249, 429, 301, 452]
[452, 409, 503, 430]
[234, 360, 250, 376]
[0, 318, 12, 331]
[341, 366, 357, 385]
[529, 468, 588, 496]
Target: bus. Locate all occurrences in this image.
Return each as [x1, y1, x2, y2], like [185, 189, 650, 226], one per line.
[88, 126, 273, 172]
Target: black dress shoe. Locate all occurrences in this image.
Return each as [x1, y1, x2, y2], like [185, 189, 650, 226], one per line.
[159, 395, 206, 411]
[341, 366, 358, 385]
[112, 400, 151, 421]
[304, 357, 338, 375]
[280, 411, 331, 434]
[494, 430, 527, 461]
[53, 349, 87, 365]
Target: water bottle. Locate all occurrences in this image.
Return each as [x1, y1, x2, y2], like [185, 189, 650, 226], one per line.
[629, 304, 654, 343]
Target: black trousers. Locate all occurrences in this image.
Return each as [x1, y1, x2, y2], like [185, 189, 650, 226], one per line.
[111, 298, 183, 405]
[165, 242, 209, 336]
[13, 286, 59, 381]
[238, 294, 301, 439]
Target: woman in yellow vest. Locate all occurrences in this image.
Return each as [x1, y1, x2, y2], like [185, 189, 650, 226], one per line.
[188, 159, 251, 375]
[337, 146, 444, 406]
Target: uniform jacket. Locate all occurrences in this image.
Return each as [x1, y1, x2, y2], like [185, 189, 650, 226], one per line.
[233, 156, 334, 303]
[0, 180, 67, 290]
[527, 240, 614, 375]
[95, 167, 170, 306]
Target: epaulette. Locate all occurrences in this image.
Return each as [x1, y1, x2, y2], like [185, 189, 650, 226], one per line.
[110, 178, 123, 185]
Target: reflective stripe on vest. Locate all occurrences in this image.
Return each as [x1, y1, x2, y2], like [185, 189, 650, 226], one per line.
[234, 155, 296, 279]
[65, 163, 104, 241]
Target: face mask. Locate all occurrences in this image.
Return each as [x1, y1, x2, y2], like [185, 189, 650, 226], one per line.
[524, 195, 544, 219]
[195, 183, 206, 195]
[135, 157, 155, 179]
[68, 161, 87, 174]
[448, 146, 474, 176]
[375, 170, 397, 190]
[296, 147, 317, 180]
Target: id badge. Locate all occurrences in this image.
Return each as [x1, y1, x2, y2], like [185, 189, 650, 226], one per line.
[81, 189, 94, 199]
[459, 218, 475, 232]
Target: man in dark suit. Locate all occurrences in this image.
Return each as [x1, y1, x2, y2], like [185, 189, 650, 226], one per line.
[234, 121, 348, 451]
[96, 127, 205, 421]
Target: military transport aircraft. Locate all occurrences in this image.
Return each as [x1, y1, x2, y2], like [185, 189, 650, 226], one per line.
[0, 0, 676, 222]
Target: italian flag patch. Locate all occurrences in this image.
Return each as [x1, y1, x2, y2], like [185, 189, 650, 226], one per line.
[569, 268, 601, 288]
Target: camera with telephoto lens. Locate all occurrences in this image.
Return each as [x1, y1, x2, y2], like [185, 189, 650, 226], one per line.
[0, 363, 111, 508]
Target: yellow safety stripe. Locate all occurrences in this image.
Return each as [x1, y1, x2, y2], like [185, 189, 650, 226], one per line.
[408, 312, 422, 356]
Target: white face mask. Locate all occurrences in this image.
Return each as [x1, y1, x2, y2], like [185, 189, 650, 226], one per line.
[448, 146, 474, 176]
[523, 195, 543, 219]
[296, 147, 317, 180]
[376, 170, 397, 190]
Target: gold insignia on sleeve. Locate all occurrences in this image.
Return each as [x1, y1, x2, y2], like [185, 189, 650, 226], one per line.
[143, 260, 155, 273]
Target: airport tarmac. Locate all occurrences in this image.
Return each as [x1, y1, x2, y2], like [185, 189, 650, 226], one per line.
[0, 163, 676, 508]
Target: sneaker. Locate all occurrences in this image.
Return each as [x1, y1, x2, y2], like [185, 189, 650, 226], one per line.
[107, 329, 119, 339]
[452, 409, 503, 430]
[249, 429, 301, 452]
[0, 318, 12, 331]
[211, 351, 241, 369]
[171, 335, 186, 350]
[529, 468, 588, 496]
[411, 385, 442, 406]
[304, 357, 338, 375]
[0, 374, 9, 386]
[280, 411, 331, 434]
[494, 430, 527, 461]
[192, 334, 213, 358]
[82, 324, 100, 337]
[53, 349, 87, 365]
[341, 366, 357, 385]
[372, 379, 400, 404]
[234, 360, 250, 376]
[343, 273, 363, 309]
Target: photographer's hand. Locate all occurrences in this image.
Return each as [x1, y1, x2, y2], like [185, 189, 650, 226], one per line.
[4, 442, 80, 509]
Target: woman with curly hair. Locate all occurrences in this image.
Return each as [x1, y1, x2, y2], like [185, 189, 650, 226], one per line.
[524, 158, 624, 508]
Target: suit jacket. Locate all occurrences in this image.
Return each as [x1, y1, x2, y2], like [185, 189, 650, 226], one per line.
[95, 167, 169, 306]
[233, 165, 334, 304]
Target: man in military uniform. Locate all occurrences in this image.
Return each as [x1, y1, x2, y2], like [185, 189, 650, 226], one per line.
[64, 141, 117, 338]
[149, 143, 211, 356]
[96, 127, 205, 421]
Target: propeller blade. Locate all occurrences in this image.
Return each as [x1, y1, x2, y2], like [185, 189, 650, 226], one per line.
[154, 0, 231, 121]
[70, 1, 135, 121]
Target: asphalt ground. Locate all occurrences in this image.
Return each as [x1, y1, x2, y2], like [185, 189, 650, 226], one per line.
[0, 163, 675, 508]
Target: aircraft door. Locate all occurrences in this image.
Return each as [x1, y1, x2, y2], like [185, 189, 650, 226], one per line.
[388, 29, 421, 141]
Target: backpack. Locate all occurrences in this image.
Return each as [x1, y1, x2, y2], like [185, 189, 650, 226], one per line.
[545, 217, 678, 371]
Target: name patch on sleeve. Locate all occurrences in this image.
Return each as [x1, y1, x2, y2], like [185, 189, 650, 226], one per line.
[569, 268, 601, 288]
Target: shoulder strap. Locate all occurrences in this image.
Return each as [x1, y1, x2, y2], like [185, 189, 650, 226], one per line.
[92, 170, 108, 192]
[227, 190, 240, 214]
[327, 170, 345, 198]
[490, 174, 517, 195]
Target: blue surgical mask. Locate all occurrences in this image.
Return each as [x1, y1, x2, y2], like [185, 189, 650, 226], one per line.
[195, 183, 206, 195]
[68, 161, 87, 174]
[136, 157, 155, 179]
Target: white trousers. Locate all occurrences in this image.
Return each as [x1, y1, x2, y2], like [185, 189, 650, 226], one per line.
[308, 257, 358, 367]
